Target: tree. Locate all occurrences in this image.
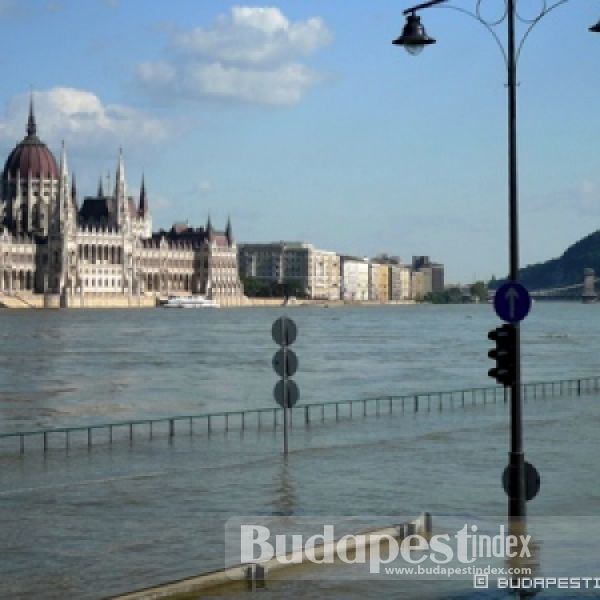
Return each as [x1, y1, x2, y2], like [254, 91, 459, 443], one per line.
[470, 281, 488, 303]
[241, 277, 273, 297]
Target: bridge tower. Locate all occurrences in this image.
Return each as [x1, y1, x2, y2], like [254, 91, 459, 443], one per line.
[582, 268, 597, 303]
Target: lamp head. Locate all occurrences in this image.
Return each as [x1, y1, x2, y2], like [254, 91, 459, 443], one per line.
[590, 19, 600, 33]
[393, 13, 436, 55]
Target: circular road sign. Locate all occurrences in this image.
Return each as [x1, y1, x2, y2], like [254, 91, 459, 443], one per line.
[502, 462, 540, 502]
[494, 282, 532, 324]
[274, 379, 300, 408]
[272, 317, 297, 347]
[272, 349, 299, 378]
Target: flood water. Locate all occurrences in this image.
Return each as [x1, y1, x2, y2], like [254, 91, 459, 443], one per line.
[0, 303, 599, 599]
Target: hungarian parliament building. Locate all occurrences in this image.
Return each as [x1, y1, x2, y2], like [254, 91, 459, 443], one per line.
[0, 100, 244, 307]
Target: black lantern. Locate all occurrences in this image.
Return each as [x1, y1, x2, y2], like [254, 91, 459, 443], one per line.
[392, 13, 436, 55]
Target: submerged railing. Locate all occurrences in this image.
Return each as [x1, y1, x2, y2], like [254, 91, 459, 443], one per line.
[1, 375, 598, 455]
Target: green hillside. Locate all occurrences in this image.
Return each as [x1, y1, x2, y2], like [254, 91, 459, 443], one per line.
[490, 230, 600, 291]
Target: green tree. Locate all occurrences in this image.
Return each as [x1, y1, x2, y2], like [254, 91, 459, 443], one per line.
[470, 281, 488, 302]
[241, 277, 273, 297]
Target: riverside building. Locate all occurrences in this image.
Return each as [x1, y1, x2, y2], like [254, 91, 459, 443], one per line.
[0, 100, 244, 308]
[237, 241, 340, 300]
[412, 256, 445, 296]
[340, 256, 370, 301]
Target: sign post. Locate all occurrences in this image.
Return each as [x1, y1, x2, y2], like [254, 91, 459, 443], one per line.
[272, 317, 299, 456]
[492, 281, 539, 510]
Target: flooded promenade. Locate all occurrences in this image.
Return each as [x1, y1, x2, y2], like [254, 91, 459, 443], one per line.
[1, 303, 599, 598]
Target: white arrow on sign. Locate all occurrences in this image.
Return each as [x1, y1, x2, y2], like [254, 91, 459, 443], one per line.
[505, 287, 520, 320]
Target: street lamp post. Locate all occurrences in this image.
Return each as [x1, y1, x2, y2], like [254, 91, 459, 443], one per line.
[393, 0, 599, 521]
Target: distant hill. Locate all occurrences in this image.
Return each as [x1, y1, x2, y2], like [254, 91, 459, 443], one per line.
[490, 230, 600, 291]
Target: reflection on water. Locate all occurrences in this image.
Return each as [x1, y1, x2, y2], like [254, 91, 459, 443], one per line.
[271, 458, 298, 516]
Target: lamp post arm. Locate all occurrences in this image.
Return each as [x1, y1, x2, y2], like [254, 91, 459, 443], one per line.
[515, 0, 570, 63]
[403, 0, 509, 66]
[403, 0, 449, 15]
[438, 4, 509, 65]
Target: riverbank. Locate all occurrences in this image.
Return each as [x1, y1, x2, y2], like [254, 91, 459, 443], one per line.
[0, 291, 416, 310]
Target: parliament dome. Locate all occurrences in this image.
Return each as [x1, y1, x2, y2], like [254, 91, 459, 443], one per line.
[3, 101, 59, 180]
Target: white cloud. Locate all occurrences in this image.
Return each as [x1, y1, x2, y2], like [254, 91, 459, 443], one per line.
[136, 6, 332, 106]
[139, 60, 320, 106]
[173, 6, 331, 66]
[0, 87, 170, 157]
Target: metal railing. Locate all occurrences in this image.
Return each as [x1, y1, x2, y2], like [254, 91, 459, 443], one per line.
[1, 375, 598, 455]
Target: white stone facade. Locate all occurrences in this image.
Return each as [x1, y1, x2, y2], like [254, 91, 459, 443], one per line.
[0, 103, 244, 307]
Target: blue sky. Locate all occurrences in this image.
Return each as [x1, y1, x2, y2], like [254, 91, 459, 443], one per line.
[0, 0, 599, 283]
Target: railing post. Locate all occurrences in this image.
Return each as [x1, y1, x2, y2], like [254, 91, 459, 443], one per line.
[208, 415, 212, 433]
[43, 432, 48, 453]
[335, 403, 339, 421]
[321, 404, 325, 422]
[577, 379, 581, 396]
[462, 390, 465, 408]
[20, 434, 24, 455]
[66, 430, 70, 450]
[109, 425, 113, 444]
[241, 412, 245, 431]
[190, 417, 193, 435]
[225, 414, 229, 432]
[389, 396, 393, 414]
[376, 399, 380, 417]
[415, 395, 419, 412]
[349, 401, 353, 419]
[305, 405, 310, 425]
[363, 399, 367, 417]
[88, 428, 92, 448]
[273, 408, 277, 429]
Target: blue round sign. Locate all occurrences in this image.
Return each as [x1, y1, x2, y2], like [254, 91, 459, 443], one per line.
[494, 282, 532, 323]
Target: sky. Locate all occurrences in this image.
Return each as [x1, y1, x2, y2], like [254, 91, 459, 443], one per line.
[0, 0, 599, 283]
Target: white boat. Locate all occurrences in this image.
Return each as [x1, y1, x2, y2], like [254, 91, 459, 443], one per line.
[162, 295, 220, 309]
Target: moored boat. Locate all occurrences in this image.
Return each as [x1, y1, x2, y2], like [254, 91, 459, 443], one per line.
[162, 295, 220, 308]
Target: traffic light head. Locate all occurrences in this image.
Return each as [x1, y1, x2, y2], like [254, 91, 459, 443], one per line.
[488, 324, 516, 387]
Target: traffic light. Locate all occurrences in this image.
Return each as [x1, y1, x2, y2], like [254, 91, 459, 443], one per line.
[488, 324, 516, 386]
